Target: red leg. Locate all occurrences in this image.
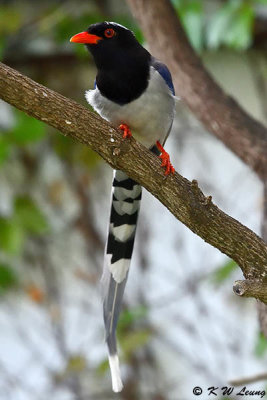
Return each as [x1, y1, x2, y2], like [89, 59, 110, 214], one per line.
[119, 123, 132, 139]
[156, 141, 175, 176]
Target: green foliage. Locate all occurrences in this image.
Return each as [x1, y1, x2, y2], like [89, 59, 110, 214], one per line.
[0, 196, 49, 255]
[0, 6, 21, 34]
[118, 306, 151, 360]
[206, 0, 254, 50]
[254, 332, 267, 358]
[173, 0, 204, 51]
[11, 110, 45, 145]
[0, 264, 18, 292]
[172, 0, 264, 51]
[53, 134, 101, 168]
[14, 196, 49, 235]
[0, 110, 46, 168]
[211, 259, 238, 285]
[0, 136, 10, 166]
[0, 217, 25, 254]
[117, 305, 148, 334]
[120, 329, 152, 360]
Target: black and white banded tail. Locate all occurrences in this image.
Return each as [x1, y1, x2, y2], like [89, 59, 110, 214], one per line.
[101, 169, 142, 392]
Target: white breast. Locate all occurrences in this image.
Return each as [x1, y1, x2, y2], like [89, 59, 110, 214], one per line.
[85, 67, 175, 148]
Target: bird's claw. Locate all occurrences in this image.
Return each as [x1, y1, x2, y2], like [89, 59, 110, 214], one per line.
[119, 123, 132, 139]
[156, 141, 175, 176]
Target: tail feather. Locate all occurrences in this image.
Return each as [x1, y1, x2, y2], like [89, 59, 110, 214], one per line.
[101, 169, 142, 392]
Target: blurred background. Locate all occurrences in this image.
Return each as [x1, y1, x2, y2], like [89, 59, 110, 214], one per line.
[0, 0, 267, 399]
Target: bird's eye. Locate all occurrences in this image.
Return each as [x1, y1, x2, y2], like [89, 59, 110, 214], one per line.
[104, 28, 115, 38]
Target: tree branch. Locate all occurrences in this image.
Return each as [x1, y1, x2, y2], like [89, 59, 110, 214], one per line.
[234, 280, 267, 304]
[126, 0, 267, 181]
[229, 372, 267, 386]
[0, 61, 267, 296]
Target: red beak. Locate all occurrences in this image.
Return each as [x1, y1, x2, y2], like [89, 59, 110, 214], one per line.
[70, 31, 102, 44]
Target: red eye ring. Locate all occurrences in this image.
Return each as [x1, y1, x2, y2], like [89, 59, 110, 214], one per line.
[104, 28, 115, 38]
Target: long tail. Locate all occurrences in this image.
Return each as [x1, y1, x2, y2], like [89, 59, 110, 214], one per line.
[101, 169, 142, 392]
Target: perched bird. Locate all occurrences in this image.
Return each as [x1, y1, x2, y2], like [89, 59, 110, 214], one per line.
[70, 21, 175, 392]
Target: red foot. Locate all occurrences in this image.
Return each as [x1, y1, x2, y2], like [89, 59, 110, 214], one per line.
[119, 123, 132, 139]
[156, 141, 175, 176]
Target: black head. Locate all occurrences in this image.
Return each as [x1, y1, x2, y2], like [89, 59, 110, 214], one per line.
[70, 22, 146, 69]
[70, 22, 151, 104]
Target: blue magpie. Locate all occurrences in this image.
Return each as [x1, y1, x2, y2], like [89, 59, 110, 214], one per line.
[70, 21, 175, 392]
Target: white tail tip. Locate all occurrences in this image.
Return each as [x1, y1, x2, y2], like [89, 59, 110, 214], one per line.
[108, 354, 123, 392]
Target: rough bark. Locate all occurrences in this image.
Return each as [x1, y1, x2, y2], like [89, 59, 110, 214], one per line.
[0, 62, 267, 295]
[258, 181, 267, 334]
[234, 279, 267, 304]
[126, 0, 267, 181]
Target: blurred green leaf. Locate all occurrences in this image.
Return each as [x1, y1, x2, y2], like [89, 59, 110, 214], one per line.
[223, 4, 254, 49]
[211, 259, 238, 284]
[0, 264, 18, 292]
[96, 358, 109, 375]
[0, 7, 21, 34]
[0, 136, 10, 166]
[66, 355, 87, 373]
[0, 36, 7, 60]
[121, 329, 152, 359]
[14, 196, 49, 235]
[53, 134, 101, 168]
[0, 217, 25, 254]
[178, 1, 203, 51]
[74, 145, 101, 168]
[11, 111, 45, 145]
[206, 1, 254, 50]
[118, 305, 148, 333]
[206, 1, 240, 49]
[254, 332, 267, 358]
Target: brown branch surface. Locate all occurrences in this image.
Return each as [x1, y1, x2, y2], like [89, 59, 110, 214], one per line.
[127, 0, 267, 180]
[0, 62, 267, 289]
[233, 280, 267, 304]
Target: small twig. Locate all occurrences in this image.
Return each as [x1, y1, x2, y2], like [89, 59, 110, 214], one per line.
[229, 372, 267, 386]
[233, 280, 267, 304]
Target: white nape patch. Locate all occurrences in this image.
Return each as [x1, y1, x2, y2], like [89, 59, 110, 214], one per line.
[108, 354, 123, 393]
[113, 199, 140, 215]
[109, 258, 130, 283]
[108, 21, 128, 31]
[85, 66, 175, 148]
[110, 223, 135, 242]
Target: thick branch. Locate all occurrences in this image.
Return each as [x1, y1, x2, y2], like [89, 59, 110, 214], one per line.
[0, 61, 267, 289]
[127, 0, 267, 180]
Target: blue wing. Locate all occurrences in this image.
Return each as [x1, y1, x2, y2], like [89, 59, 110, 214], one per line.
[151, 57, 175, 95]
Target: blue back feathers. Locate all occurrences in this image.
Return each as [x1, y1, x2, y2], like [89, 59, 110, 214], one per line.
[151, 57, 175, 95]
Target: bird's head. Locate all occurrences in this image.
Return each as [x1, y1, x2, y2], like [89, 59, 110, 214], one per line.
[70, 22, 141, 68]
[70, 21, 150, 73]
